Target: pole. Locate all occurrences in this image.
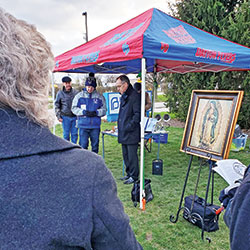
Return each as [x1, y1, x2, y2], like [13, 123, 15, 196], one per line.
[51, 73, 56, 135]
[82, 12, 88, 42]
[151, 65, 157, 118]
[139, 58, 146, 209]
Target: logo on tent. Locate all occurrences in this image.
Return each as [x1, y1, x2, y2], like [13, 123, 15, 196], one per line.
[71, 51, 100, 65]
[161, 42, 169, 53]
[122, 43, 130, 55]
[101, 22, 144, 47]
[195, 48, 236, 64]
[163, 25, 196, 44]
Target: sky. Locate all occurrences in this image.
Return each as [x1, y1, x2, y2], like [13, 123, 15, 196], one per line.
[1, 0, 176, 57]
[1, 0, 176, 83]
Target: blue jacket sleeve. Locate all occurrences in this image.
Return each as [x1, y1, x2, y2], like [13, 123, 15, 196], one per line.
[230, 174, 250, 250]
[72, 92, 86, 116]
[96, 94, 107, 117]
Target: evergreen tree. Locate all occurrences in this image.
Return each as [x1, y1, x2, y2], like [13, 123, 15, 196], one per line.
[165, 0, 250, 128]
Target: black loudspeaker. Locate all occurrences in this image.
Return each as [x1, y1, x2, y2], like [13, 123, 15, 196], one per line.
[152, 159, 163, 175]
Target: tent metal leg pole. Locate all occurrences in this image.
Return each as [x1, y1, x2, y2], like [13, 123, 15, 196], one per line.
[139, 58, 146, 209]
[151, 66, 157, 119]
[102, 133, 105, 159]
[51, 73, 56, 135]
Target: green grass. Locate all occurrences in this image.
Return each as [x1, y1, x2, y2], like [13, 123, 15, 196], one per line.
[48, 99, 53, 109]
[53, 122, 250, 250]
[156, 94, 166, 102]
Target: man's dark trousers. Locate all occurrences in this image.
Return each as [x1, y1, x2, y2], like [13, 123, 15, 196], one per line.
[122, 144, 139, 180]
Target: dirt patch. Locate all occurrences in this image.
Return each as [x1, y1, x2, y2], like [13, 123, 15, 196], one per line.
[168, 118, 185, 128]
[242, 129, 250, 138]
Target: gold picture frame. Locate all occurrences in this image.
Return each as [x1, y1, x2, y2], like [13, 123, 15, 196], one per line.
[180, 90, 244, 161]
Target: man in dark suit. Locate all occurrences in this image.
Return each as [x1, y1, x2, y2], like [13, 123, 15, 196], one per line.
[116, 75, 141, 184]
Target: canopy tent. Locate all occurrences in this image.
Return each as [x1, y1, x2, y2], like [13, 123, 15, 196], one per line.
[54, 8, 250, 74]
[54, 8, 250, 209]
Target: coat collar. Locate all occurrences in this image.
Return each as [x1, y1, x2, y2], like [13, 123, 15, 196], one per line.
[0, 108, 80, 160]
[63, 86, 73, 93]
[124, 84, 133, 96]
[121, 84, 134, 103]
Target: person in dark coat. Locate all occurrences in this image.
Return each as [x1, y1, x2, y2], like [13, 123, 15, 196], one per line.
[116, 75, 141, 184]
[229, 165, 250, 250]
[133, 82, 152, 115]
[0, 8, 142, 250]
[55, 76, 79, 143]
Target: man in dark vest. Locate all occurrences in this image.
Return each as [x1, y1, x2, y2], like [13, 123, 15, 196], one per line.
[116, 75, 141, 184]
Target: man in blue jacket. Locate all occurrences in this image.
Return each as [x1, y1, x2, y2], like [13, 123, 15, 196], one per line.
[55, 76, 79, 143]
[116, 75, 141, 184]
[72, 74, 106, 153]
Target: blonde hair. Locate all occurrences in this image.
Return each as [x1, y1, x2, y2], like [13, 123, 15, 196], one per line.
[0, 8, 54, 127]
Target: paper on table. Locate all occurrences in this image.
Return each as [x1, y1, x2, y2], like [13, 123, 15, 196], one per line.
[143, 117, 158, 133]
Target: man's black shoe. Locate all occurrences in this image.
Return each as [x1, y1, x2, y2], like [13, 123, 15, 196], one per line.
[124, 177, 135, 184]
[119, 175, 129, 181]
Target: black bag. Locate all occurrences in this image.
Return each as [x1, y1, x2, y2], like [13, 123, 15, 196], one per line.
[183, 195, 220, 232]
[131, 179, 154, 207]
[152, 159, 163, 175]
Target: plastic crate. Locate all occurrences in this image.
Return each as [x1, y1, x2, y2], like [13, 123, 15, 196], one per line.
[230, 133, 248, 152]
[153, 133, 168, 144]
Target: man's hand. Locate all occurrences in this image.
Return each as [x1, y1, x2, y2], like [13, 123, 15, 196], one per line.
[58, 118, 63, 122]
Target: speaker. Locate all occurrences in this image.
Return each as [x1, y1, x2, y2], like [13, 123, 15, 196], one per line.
[152, 159, 163, 175]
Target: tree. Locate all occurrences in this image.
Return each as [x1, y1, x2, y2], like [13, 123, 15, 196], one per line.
[102, 75, 117, 87]
[165, 0, 250, 128]
[222, 0, 250, 128]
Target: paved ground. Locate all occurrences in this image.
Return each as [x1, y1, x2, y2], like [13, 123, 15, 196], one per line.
[154, 102, 168, 113]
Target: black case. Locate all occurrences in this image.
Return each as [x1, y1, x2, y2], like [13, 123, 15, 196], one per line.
[152, 159, 163, 175]
[183, 195, 220, 232]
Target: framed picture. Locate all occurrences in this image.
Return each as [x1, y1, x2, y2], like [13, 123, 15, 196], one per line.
[180, 90, 244, 161]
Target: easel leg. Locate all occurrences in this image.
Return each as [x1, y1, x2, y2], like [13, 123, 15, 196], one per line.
[170, 155, 193, 223]
[211, 169, 214, 204]
[201, 160, 215, 242]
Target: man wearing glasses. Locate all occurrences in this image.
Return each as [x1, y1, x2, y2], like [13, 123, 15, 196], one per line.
[116, 75, 141, 184]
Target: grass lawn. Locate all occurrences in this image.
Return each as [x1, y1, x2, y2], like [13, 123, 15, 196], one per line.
[155, 94, 166, 102]
[53, 122, 250, 250]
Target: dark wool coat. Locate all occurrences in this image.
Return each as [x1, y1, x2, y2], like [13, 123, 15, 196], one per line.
[230, 166, 250, 250]
[0, 107, 142, 250]
[117, 84, 141, 145]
